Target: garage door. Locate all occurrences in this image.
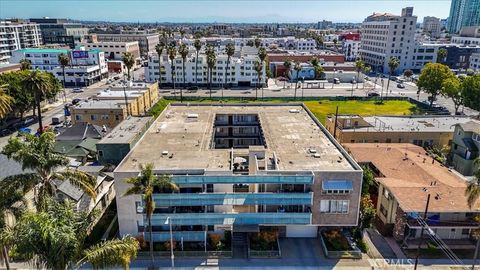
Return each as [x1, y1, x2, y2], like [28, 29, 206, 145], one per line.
[286, 225, 318, 238]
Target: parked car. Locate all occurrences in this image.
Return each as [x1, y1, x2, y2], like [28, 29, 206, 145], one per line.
[18, 127, 31, 135]
[23, 115, 38, 127]
[367, 91, 380, 97]
[0, 128, 14, 137]
[187, 86, 199, 90]
[397, 83, 405, 89]
[72, 88, 84, 93]
[333, 78, 340, 84]
[72, 98, 82, 105]
[51, 114, 65, 125]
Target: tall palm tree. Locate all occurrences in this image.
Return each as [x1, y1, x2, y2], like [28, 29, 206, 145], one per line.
[122, 52, 135, 81]
[178, 43, 188, 103]
[293, 61, 302, 100]
[207, 54, 216, 99]
[385, 56, 400, 99]
[1, 132, 97, 211]
[283, 60, 292, 88]
[5, 198, 139, 270]
[124, 163, 178, 269]
[58, 53, 70, 102]
[19, 59, 31, 71]
[22, 70, 52, 133]
[193, 39, 202, 87]
[154, 42, 165, 89]
[355, 58, 365, 89]
[167, 45, 177, 93]
[0, 185, 26, 270]
[224, 43, 235, 93]
[0, 84, 13, 119]
[333, 38, 338, 52]
[253, 61, 263, 100]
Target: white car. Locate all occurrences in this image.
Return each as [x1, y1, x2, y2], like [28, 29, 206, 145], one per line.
[72, 88, 84, 93]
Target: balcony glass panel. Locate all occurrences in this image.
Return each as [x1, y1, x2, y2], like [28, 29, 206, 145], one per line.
[153, 192, 313, 206]
[171, 175, 313, 185]
[149, 212, 311, 226]
[147, 231, 206, 242]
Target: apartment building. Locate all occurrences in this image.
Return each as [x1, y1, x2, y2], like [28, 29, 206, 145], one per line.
[146, 48, 266, 87]
[80, 39, 141, 63]
[325, 115, 471, 148]
[450, 120, 480, 176]
[447, 0, 480, 33]
[0, 20, 42, 64]
[359, 7, 417, 74]
[29, 18, 88, 48]
[342, 40, 361, 61]
[10, 48, 108, 86]
[95, 33, 159, 56]
[451, 27, 480, 46]
[423, 16, 442, 38]
[345, 143, 479, 250]
[181, 37, 318, 51]
[470, 52, 480, 70]
[115, 104, 362, 246]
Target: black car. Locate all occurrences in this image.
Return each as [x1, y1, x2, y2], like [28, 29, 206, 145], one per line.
[0, 128, 14, 137]
[187, 86, 199, 90]
[367, 92, 380, 97]
[72, 98, 82, 105]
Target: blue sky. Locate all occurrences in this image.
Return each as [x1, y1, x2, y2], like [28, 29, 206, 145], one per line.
[1, 0, 452, 23]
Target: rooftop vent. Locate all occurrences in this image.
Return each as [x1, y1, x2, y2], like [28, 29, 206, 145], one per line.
[289, 109, 300, 113]
[308, 148, 317, 154]
[313, 153, 321, 158]
[162, 151, 169, 156]
[187, 113, 199, 119]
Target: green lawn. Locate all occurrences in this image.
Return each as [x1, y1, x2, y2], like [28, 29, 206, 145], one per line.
[150, 98, 422, 124]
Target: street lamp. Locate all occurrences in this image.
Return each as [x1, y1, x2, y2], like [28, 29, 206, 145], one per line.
[301, 76, 305, 99]
[331, 68, 336, 89]
[165, 217, 174, 270]
[123, 73, 130, 116]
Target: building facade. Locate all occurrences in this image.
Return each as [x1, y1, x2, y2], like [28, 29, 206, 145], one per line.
[0, 20, 42, 64]
[470, 52, 480, 70]
[423, 16, 442, 38]
[80, 40, 141, 63]
[114, 104, 362, 246]
[95, 33, 159, 57]
[359, 7, 417, 74]
[29, 18, 88, 48]
[450, 121, 480, 176]
[447, 0, 480, 34]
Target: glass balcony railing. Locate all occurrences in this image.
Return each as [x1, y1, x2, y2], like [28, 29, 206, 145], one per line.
[147, 231, 206, 242]
[153, 192, 313, 206]
[149, 212, 311, 226]
[172, 175, 314, 185]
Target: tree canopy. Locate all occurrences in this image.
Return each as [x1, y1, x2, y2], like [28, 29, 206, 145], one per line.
[417, 63, 456, 106]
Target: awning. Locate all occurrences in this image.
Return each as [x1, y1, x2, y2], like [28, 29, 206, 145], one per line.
[322, 180, 353, 191]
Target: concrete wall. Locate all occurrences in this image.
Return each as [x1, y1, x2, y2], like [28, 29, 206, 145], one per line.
[97, 143, 132, 165]
[114, 171, 143, 236]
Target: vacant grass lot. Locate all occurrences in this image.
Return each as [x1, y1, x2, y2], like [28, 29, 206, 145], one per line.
[150, 98, 421, 124]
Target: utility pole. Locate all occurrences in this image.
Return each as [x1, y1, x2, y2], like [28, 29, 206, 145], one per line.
[414, 193, 431, 270]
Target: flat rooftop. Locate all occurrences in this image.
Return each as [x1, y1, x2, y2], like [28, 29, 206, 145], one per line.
[344, 143, 478, 213]
[97, 116, 152, 144]
[73, 100, 126, 110]
[117, 104, 357, 172]
[340, 115, 472, 132]
[96, 90, 142, 98]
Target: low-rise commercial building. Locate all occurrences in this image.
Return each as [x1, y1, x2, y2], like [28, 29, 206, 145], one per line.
[0, 20, 42, 64]
[71, 100, 128, 128]
[95, 33, 159, 57]
[450, 120, 480, 176]
[115, 104, 362, 245]
[80, 40, 141, 63]
[423, 16, 442, 38]
[96, 116, 152, 165]
[325, 115, 471, 148]
[29, 18, 88, 48]
[345, 143, 479, 250]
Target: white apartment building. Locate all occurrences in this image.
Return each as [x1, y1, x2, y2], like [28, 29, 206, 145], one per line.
[470, 53, 480, 71]
[95, 33, 159, 57]
[451, 36, 480, 46]
[342, 40, 361, 61]
[181, 37, 317, 51]
[360, 7, 417, 74]
[10, 48, 108, 86]
[0, 20, 42, 64]
[79, 41, 141, 68]
[423, 16, 442, 38]
[146, 47, 266, 87]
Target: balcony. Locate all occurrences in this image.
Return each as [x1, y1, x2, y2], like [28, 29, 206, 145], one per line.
[171, 175, 314, 185]
[153, 192, 313, 207]
[148, 231, 206, 242]
[149, 212, 312, 226]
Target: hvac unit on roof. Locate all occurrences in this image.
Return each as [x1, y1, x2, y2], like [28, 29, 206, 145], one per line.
[187, 113, 199, 118]
[289, 109, 300, 113]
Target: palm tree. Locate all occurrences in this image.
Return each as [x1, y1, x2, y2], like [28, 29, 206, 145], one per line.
[207, 53, 216, 99]
[293, 61, 302, 100]
[355, 58, 365, 89]
[362, 66, 372, 89]
[193, 39, 202, 87]
[385, 56, 400, 99]
[167, 45, 177, 92]
[253, 61, 263, 99]
[333, 38, 338, 52]
[283, 60, 292, 88]
[122, 52, 135, 81]
[58, 53, 70, 102]
[224, 43, 235, 94]
[310, 57, 320, 68]
[19, 59, 31, 71]
[22, 70, 52, 133]
[1, 132, 97, 211]
[0, 84, 13, 119]
[254, 37, 262, 48]
[123, 163, 178, 269]
[0, 185, 26, 270]
[155, 42, 165, 89]
[178, 43, 189, 103]
[5, 198, 139, 270]
[257, 47, 267, 89]
[437, 48, 448, 63]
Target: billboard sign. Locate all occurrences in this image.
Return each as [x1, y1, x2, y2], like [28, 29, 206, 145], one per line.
[72, 50, 89, 59]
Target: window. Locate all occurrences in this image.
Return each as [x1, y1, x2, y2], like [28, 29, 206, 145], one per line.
[383, 188, 391, 199]
[320, 200, 349, 214]
[380, 204, 388, 217]
[90, 115, 97, 121]
[135, 201, 143, 213]
[462, 229, 470, 235]
[98, 150, 104, 157]
[75, 115, 82, 121]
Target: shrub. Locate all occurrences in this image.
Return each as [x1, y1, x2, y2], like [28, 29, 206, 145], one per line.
[357, 240, 369, 253]
[322, 229, 350, 251]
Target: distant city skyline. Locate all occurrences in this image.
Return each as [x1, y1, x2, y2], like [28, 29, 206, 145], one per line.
[1, 0, 452, 23]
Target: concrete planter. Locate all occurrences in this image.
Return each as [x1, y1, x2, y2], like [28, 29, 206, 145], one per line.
[320, 233, 362, 259]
